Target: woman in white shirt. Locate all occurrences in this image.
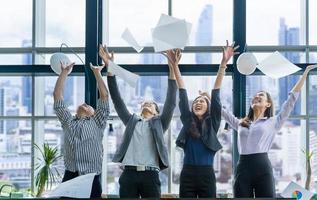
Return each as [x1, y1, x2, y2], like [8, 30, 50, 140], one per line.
[222, 65, 317, 198]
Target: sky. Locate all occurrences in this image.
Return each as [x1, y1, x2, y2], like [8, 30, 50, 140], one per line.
[0, 0, 316, 62]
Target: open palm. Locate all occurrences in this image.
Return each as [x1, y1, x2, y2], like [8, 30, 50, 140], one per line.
[221, 40, 239, 65]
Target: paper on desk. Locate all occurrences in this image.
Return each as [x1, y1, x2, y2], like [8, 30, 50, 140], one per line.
[47, 173, 96, 198]
[256, 51, 301, 79]
[121, 28, 144, 53]
[281, 181, 313, 200]
[108, 60, 139, 88]
[151, 14, 192, 52]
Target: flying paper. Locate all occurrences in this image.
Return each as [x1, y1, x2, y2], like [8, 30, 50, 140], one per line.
[47, 173, 96, 198]
[256, 51, 301, 78]
[237, 52, 258, 75]
[151, 14, 192, 52]
[108, 60, 139, 88]
[121, 28, 144, 53]
[50, 53, 72, 75]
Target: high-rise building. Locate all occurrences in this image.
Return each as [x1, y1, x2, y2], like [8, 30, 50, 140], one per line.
[22, 40, 32, 114]
[278, 18, 301, 117]
[195, 4, 213, 64]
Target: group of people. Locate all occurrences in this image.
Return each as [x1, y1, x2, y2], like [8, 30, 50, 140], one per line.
[53, 41, 317, 198]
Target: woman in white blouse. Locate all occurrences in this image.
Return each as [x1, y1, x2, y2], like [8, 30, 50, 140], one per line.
[222, 65, 317, 198]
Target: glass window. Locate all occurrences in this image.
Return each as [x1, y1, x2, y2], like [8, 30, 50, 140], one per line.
[45, 0, 85, 47]
[172, 0, 233, 46]
[246, 76, 304, 116]
[104, 0, 168, 46]
[0, 1, 32, 47]
[309, 0, 317, 45]
[34, 76, 85, 116]
[310, 120, 317, 192]
[273, 119, 305, 193]
[247, 0, 303, 45]
[0, 54, 32, 65]
[309, 75, 317, 116]
[0, 120, 32, 191]
[309, 53, 317, 63]
[35, 53, 85, 65]
[109, 53, 227, 65]
[0, 76, 32, 116]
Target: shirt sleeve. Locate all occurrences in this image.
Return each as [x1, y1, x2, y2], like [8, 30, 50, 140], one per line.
[54, 100, 72, 127]
[93, 99, 110, 129]
[221, 107, 240, 131]
[274, 91, 300, 130]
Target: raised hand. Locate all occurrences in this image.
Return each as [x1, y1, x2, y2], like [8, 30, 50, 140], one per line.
[99, 44, 114, 66]
[304, 64, 317, 74]
[198, 90, 211, 100]
[60, 61, 75, 74]
[90, 62, 105, 74]
[162, 49, 182, 67]
[221, 40, 240, 66]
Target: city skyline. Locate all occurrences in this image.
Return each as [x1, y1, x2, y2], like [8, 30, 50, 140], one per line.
[1, 1, 317, 195]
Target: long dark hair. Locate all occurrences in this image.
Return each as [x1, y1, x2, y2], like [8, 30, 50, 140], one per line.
[240, 91, 274, 128]
[188, 96, 210, 138]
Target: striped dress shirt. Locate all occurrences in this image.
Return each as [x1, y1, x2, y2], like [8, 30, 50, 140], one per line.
[54, 99, 110, 175]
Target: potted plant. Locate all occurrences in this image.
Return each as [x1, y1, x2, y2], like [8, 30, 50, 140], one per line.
[34, 143, 62, 197]
[302, 149, 313, 190]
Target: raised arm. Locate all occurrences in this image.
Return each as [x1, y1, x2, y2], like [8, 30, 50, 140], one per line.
[291, 65, 317, 93]
[163, 49, 184, 89]
[158, 49, 181, 131]
[275, 65, 317, 129]
[99, 44, 132, 125]
[164, 50, 191, 123]
[53, 62, 75, 126]
[90, 63, 110, 129]
[214, 40, 239, 89]
[221, 107, 240, 131]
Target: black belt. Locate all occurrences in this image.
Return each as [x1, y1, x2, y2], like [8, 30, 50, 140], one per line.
[124, 165, 159, 172]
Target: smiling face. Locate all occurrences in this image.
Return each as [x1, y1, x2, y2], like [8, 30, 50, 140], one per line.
[140, 101, 159, 118]
[251, 91, 272, 111]
[76, 103, 95, 118]
[192, 96, 209, 119]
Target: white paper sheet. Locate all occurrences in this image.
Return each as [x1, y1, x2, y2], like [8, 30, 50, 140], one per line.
[256, 51, 301, 78]
[151, 14, 192, 52]
[47, 173, 96, 198]
[121, 28, 144, 53]
[281, 181, 314, 200]
[108, 60, 139, 88]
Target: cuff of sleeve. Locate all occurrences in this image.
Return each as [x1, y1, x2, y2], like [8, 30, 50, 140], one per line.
[97, 99, 109, 109]
[289, 91, 300, 99]
[212, 88, 220, 95]
[54, 100, 66, 109]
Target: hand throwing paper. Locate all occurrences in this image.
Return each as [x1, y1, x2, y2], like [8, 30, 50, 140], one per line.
[47, 173, 96, 198]
[108, 60, 139, 88]
[121, 28, 144, 53]
[151, 14, 192, 52]
[256, 51, 301, 78]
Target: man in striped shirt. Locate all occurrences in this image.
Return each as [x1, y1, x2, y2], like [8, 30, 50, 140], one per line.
[53, 61, 109, 198]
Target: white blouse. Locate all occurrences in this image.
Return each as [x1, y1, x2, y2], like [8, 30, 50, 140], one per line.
[222, 91, 300, 155]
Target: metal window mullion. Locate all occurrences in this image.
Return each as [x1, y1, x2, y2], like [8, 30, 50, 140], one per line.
[168, 0, 172, 16]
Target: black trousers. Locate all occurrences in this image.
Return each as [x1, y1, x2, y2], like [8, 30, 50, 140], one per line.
[119, 169, 161, 198]
[179, 165, 216, 198]
[62, 170, 102, 198]
[234, 153, 276, 198]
